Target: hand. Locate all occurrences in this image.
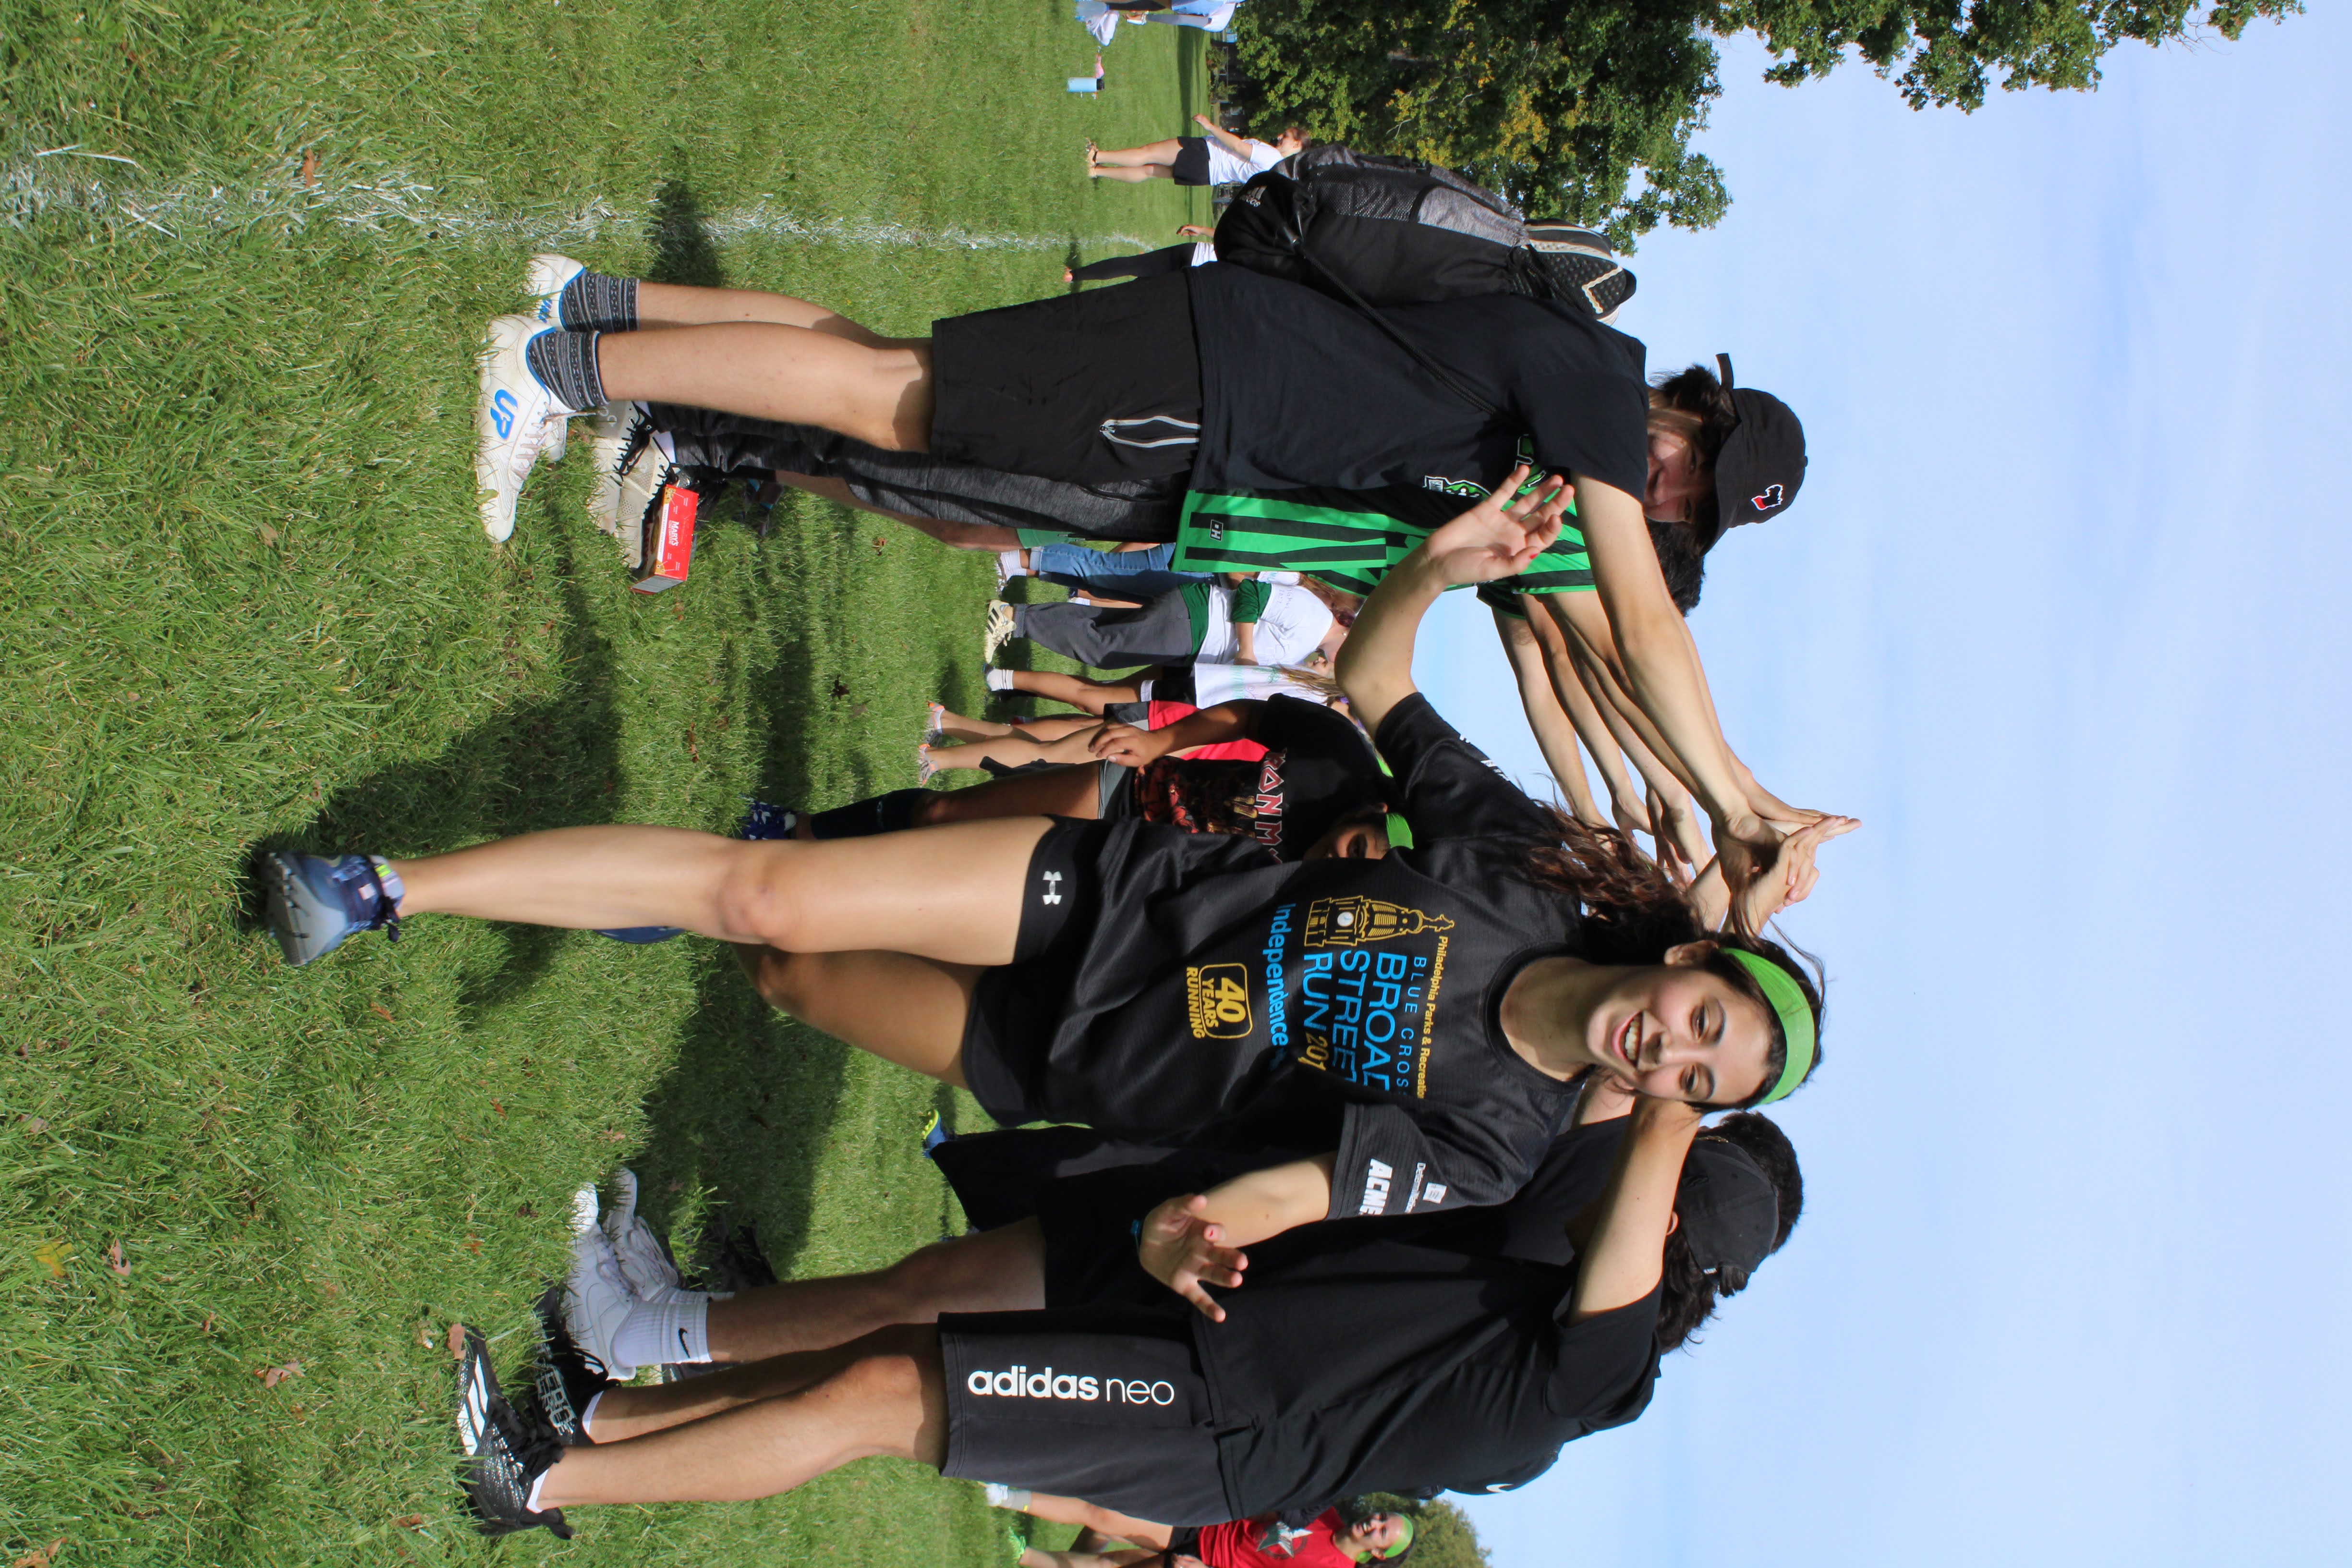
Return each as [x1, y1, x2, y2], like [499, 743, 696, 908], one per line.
[1138, 1194, 1248, 1321]
[1177, 224, 1212, 237]
[1089, 721, 1173, 767]
[1726, 814, 1858, 933]
[1194, 113, 1215, 129]
[1417, 468, 1571, 587]
[1610, 791, 1652, 851]
[1629, 1093, 1706, 1136]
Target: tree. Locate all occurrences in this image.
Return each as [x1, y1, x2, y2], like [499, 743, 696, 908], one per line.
[1230, 1, 2303, 246]
[1347, 1495, 1491, 1568]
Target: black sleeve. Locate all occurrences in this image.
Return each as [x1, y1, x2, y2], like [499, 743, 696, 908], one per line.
[1542, 1286, 1665, 1429]
[1328, 1102, 1529, 1220]
[1476, 581, 1528, 619]
[1249, 694, 1375, 763]
[1373, 693, 1558, 843]
[1071, 244, 1197, 283]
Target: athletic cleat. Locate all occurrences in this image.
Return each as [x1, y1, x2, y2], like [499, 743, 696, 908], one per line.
[737, 799, 799, 842]
[476, 314, 581, 543]
[563, 1183, 640, 1378]
[584, 400, 658, 548]
[532, 1286, 616, 1446]
[919, 1109, 950, 1156]
[262, 851, 399, 966]
[602, 1168, 691, 1303]
[982, 601, 1018, 664]
[524, 253, 587, 327]
[455, 1327, 573, 1539]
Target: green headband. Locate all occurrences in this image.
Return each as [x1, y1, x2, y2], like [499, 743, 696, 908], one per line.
[1723, 948, 1816, 1106]
[1373, 1514, 1417, 1560]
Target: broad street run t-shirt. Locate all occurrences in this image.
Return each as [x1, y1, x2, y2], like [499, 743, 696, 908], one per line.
[1184, 264, 1650, 498]
[1023, 693, 1586, 1219]
[1194, 1230, 1662, 1515]
[1130, 696, 1387, 862]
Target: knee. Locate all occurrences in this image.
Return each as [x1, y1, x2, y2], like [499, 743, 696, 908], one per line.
[714, 844, 806, 947]
[751, 949, 828, 1018]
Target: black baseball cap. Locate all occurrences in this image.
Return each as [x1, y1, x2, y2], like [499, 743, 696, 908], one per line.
[1698, 353, 1806, 548]
[1676, 1134, 1779, 1277]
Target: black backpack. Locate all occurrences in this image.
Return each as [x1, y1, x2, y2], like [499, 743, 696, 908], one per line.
[1212, 145, 1636, 321]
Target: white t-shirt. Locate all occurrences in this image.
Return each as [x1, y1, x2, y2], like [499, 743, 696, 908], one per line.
[1203, 137, 1288, 186]
[1194, 582, 1335, 666]
[1181, 662, 1333, 707]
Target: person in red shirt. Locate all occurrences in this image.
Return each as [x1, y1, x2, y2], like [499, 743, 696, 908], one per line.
[1014, 1499, 1414, 1568]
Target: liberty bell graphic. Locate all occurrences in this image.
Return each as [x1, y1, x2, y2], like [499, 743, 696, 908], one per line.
[1303, 895, 1455, 948]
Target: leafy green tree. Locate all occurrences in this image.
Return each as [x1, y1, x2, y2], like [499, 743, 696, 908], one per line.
[1231, 1, 2302, 245]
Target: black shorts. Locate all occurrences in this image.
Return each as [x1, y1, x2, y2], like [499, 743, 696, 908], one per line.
[1033, 1156, 1272, 1307]
[1171, 136, 1213, 185]
[931, 271, 1202, 487]
[937, 1306, 1231, 1527]
[959, 818, 1112, 1124]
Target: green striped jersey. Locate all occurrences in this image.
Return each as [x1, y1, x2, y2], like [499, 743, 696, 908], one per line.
[1172, 481, 1593, 598]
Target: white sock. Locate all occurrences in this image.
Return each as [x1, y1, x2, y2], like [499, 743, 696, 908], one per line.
[524, 1465, 553, 1513]
[611, 1298, 713, 1367]
[997, 550, 1027, 578]
[986, 668, 1016, 692]
[580, 1388, 606, 1443]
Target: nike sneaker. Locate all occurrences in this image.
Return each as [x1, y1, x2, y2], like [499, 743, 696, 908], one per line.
[562, 1183, 640, 1378]
[602, 1168, 691, 1304]
[261, 852, 399, 966]
[476, 314, 583, 543]
[455, 1327, 573, 1538]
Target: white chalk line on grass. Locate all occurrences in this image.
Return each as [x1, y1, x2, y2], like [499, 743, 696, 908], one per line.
[3, 150, 1153, 254]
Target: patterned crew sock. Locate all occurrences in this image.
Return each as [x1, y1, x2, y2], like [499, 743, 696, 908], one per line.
[557, 270, 640, 333]
[522, 328, 604, 414]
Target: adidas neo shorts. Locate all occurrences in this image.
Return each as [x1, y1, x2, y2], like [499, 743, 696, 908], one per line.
[936, 1307, 1232, 1527]
[930, 272, 1203, 486]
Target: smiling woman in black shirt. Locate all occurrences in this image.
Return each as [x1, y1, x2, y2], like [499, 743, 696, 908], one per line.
[267, 484, 1826, 1309]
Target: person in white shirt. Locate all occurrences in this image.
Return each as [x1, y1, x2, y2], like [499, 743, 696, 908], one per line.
[1087, 115, 1305, 186]
[983, 577, 1335, 672]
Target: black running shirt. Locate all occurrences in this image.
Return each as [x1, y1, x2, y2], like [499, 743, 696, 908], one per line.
[1184, 264, 1650, 499]
[1029, 694, 1587, 1220]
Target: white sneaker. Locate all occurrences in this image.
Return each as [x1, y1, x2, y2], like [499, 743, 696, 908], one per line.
[476, 314, 581, 543]
[602, 1168, 692, 1303]
[561, 1182, 640, 1378]
[982, 601, 1018, 664]
[525, 254, 587, 327]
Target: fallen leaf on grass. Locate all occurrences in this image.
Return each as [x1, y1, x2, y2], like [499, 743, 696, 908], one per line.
[19, 1116, 47, 1134]
[107, 1240, 129, 1277]
[300, 149, 319, 188]
[601, 1129, 626, 1143]
[34, 1240, 72, 1278]
[200, 1315, 215, 1334]
[464, 1236, 481, 1256]
[446, 1321, 467, 1361]
[490, 1100, 506, 1119]
[369, 1002, 395, 1024]
[12, 1538, 64, 1568]
[258, 1361, 303, 1388]
[257, 522, 280, 546]
[392, 1515, 424, 1530]
[872, 535, 887, 553]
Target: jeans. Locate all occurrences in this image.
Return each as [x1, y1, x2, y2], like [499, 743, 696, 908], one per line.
[1031, 541, 1208, 601]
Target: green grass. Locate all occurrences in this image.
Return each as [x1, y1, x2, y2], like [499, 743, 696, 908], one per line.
[0, 2, 1204, 1561]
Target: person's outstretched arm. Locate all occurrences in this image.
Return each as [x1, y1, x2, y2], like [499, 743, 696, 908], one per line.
[1493, 609, 1605, 827]
[1568, 1096, 1703, 1323]
[1086, 700, 1259, 766]
[1192, 114, 1256, 161]
[1523, 595, 1650, 835]
[1138, 1156, 1338, 1321]
[1336, 468, 1570, 734]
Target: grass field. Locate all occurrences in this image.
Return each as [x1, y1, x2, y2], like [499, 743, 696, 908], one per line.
[0, 3, 1210, 1561]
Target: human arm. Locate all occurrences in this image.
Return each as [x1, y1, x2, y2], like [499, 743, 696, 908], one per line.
[1492, 608, 1605, 827]
[1521, 591, 1646, 837]
[1567, 1096, 1703, 1325]
[1334, 468, 1569, 735]
[1192, 114, 1255, 160]
[1233, 620, 1259, 665]
[1087, 700, 1259, 766]
[1139, 1155, 1338, 1321]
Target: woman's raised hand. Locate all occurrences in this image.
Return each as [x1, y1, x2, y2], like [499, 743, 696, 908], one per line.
[1723, 813, 1859, 935]
[1418, 467, 1571, 587]
[1138, 1194, 1249, 1322]
[1088, 721, 1171, 767]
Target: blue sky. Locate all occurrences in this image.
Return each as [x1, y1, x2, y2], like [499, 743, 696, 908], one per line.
[1416, 12, 2352, 1565]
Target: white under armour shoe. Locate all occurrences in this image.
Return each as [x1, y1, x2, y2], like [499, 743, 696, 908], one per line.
[524, 253, 587, 327]
[602, 1168, 691, 1303]
[561, 1182, 639, 1378]
[475, 314, 580, 543]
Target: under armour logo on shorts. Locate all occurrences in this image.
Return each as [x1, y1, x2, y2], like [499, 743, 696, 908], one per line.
[1041, 871, 1064, 906]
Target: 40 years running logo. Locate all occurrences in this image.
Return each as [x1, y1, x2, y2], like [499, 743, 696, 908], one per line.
[964, 1364, 1176, 1405]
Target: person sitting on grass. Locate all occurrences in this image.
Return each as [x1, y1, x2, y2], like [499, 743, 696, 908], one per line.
[265, 484, 1831, 1294]
[478, 250, 1840, 908]
[1087, 117, 1306, 185]
[454, 1094, 1789, 1539]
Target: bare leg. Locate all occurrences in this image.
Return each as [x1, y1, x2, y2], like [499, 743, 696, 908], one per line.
[632, 281, 921, 348]
[1006, 668, 1153, 715]
[596, 327, 934, 451]
[1019, 1497, 1176, 1550]
[739, 948, 980, 1082]
[922, 729, 1103, 772]
[698, 1221, 1046, 1366]
[1091, 138, 1186, 168]
[771, 471, 1021, 549]
[1089, 163, 1176, 184]
[387, 818, 1052, 963]
[535, 1328, 947, 1506]
[1022, 1551, 1163, 1568]
[913, 765, 1103, 825]
[930, 706, 1018, 741]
